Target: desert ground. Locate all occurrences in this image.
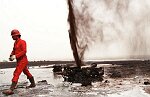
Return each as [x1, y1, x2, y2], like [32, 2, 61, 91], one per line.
[1, 62, 150, 97]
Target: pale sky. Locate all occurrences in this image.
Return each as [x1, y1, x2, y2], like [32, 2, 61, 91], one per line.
[0, 0, 74, 61]
[1, 0, 150, 62]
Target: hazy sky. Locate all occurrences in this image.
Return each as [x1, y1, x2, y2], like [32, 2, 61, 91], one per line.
[0, 0, 74, 61]
[1, 0, 150, 62]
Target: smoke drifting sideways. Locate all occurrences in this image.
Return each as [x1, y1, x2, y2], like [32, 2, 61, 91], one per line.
[68, 0, 150, 61]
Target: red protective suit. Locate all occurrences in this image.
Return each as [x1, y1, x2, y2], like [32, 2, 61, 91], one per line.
[11, 38, 33, 83]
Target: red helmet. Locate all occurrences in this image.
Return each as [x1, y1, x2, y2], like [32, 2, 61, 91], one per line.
[11, 29, 21, 36]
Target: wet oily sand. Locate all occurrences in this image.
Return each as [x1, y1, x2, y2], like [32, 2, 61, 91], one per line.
[1, 78, 150, 97]
[0, 81, 54, 97]
[1, 68, 150, 97]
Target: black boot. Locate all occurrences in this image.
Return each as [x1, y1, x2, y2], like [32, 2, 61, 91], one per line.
[3, 82, 17, 95]
[26, 77, 36, 88]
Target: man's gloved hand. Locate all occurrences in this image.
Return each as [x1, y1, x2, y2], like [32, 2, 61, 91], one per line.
[9, 55, 16, 61]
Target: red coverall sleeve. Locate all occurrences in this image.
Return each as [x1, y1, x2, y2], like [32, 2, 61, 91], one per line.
[10, 45, 15, 56]
[15, 40, 27, 59]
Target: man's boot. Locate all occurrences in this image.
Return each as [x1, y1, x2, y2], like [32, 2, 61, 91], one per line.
[3, 82, 17, 95]
[26, 77, 36, 88]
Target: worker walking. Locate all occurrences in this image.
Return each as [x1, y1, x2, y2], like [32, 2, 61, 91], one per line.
[3, 29, 36, 95]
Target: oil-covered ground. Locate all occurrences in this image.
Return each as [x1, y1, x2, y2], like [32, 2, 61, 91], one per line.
[1, 65, 150, 97]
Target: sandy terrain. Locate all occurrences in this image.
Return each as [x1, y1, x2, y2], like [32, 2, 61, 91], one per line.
[0, 66, 150, 97]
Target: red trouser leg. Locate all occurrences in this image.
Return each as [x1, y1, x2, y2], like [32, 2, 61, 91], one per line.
[12, 61, 32, 82]
[23, 66, 33, 79]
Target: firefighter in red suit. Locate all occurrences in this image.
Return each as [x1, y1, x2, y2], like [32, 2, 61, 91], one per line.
[3, 29, 36, 95]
